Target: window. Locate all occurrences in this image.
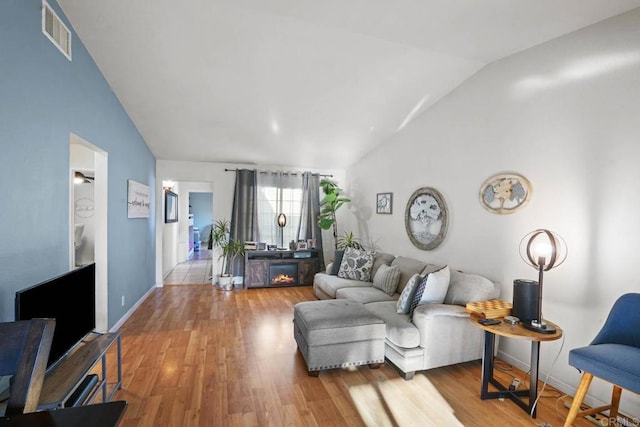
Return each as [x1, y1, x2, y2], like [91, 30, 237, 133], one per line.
[256, 179, 303, 247]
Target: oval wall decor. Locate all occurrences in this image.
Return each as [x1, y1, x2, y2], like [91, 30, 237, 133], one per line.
[404, 187, 448, 250]
[479, 172, 532, 214]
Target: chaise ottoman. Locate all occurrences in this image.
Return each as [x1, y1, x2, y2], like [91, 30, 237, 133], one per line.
[293, 299, 386, 376]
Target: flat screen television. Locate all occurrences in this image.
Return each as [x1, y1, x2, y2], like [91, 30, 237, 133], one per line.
[15, 263, 96, 369]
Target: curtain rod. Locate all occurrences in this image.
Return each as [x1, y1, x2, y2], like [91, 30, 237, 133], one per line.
[224, 168, 333, 178]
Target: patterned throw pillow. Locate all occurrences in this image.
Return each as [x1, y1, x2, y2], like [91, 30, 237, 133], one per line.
[396, 274, 422, 314]
[409, 266, 450, 317]
[372, 264, 401, 296]
[337, 247, 375, 281]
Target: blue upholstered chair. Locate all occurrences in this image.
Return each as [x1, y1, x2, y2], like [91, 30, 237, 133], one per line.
[564, 293, 640, 426]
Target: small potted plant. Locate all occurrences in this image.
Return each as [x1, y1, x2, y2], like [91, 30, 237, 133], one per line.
[210, 219, 230, 286]
[336, 231, 364, 251]
[219, 239, 245, 291]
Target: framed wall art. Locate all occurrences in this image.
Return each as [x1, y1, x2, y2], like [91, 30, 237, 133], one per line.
[479, 172, 532, 214]
[376, 192, 393, 214]
[127, 180, 151, 219]
[164, 190, 178, 223]
[404, 187, 448, 250]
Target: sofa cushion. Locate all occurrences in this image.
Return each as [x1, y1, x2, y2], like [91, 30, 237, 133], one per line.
[444, 270, 500, 305]
[420, 263, 444, 276]
[409, 266, 451, 317]
[391, 256, 428, 293]
[330, 250, 345, 275]
[336, 286, 399, 304]
[371, 252, 396, 280]
[372, 264, 401, 296]
[364, 301, 421, 348]
[294, 299, 385, 346]
[396, 274, 422, 314]
[338, 247, 375, 281]
[314, 273, 370, 298]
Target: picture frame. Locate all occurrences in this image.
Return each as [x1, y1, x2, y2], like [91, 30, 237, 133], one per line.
[164, 190, 178, 223]
[479, 172, 532, 215]
[127, 180, 151, 219]
[404, 187, 448, 250]
[297, 241, 308, 250]
[376, 192, 393, 214]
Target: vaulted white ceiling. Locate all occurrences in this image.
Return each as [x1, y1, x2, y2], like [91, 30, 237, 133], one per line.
[58, 0, 640, 169]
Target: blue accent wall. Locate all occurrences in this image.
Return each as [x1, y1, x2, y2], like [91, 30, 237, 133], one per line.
[0, 0, 156, 326]
[190, 193, 213, 242]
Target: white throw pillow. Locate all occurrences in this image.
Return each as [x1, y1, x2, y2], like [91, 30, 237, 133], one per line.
[409, 266, 450, 316]
[419, 265, 450, 304]
[372, 264, 401, 296]
[396, 274, 422, 314]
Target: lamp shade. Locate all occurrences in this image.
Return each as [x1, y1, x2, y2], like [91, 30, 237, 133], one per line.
[277, 213, 287, 228]
[519, 229, 567, 271]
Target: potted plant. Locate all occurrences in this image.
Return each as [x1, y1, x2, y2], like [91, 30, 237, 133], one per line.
[318, 178, 351, 250]
[219, 239, 245, 291]
[210, 219, 230, 286]
[336, 231, 364, 251]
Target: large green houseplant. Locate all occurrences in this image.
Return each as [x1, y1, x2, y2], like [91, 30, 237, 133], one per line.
[318, 178, 351, 250]
[209, 219, 244, 290]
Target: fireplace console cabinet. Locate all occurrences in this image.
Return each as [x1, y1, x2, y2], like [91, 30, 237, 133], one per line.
[244, 250, 321, 288]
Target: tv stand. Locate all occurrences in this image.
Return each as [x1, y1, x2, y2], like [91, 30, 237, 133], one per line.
[38, 332, 122, 410]
[244, 250, 320, 288]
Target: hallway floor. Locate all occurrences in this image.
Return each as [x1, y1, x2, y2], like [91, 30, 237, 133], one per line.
[163, 246, 213, 285]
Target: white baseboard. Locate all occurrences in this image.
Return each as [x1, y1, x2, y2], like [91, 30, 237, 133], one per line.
[109, 284, 159, 332]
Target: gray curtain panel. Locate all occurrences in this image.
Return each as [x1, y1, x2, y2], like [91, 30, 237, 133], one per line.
[298, 172, 324, 270]
[230, 169, 258, 276]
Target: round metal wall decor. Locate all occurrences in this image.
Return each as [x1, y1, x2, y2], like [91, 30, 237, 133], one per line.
[404, 187, 448, 250]
[479, 172, 532, 215]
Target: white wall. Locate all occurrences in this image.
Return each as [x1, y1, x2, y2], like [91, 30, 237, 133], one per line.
[70, 144, 96, 267]
[155, 160, 345, 284]
[73, 180, 95, 265]
[162, 181, 180, 278]
[345, 9, 640, 417]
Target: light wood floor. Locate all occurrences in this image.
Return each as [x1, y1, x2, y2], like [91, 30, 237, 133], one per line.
[108, 285, 596, 426]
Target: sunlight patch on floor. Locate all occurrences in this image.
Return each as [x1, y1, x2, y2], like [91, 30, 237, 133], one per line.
[348, 374, 464, 427]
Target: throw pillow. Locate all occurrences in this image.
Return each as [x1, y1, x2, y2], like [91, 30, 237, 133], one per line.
[337, 247, 375, 281]
[330, 250, 345, 275]
[396, 274, 422, 314]
[372, 264, 401, 296]
[370, 252, 395, 280]
[409, 266, 451, 317]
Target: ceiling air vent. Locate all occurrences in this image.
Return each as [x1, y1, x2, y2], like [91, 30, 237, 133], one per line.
[42, 1, 72, 60]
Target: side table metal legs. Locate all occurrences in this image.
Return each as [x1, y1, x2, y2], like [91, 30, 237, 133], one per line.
[479, 330, 540, 418]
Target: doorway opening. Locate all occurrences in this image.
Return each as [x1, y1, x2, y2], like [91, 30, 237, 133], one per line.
[70, 134, 108, 332]
[161, 182, 214, 285]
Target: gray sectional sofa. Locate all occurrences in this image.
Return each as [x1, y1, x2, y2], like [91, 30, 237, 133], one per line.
[312, 252, 501, 379]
